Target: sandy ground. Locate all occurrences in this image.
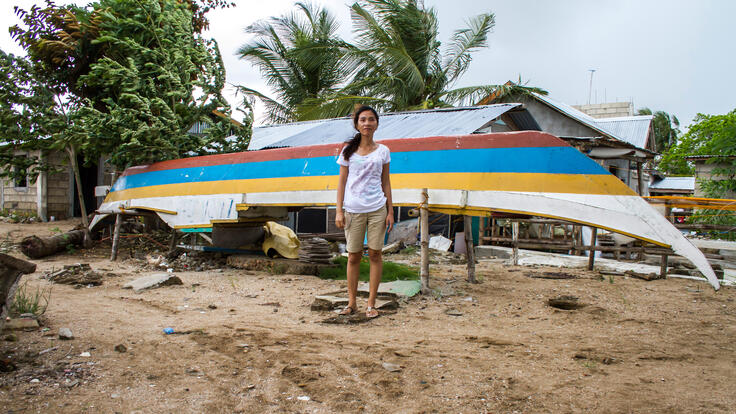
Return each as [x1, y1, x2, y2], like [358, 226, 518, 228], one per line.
[1, 220, 736, 413]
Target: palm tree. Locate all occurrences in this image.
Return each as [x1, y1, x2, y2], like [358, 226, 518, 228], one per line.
[236, 2, 348, 123]
[637, 107, 680, 153]
[298, 0, 544, 119]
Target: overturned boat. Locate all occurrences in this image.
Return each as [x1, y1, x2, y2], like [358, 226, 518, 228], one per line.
[91, 131, 720, 290]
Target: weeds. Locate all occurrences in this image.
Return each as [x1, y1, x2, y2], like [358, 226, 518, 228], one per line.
[11, 280, 52, 317]
[318, 256, 419, 282]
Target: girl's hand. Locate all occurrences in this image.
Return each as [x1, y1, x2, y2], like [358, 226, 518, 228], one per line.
[335, 210, 345, 229]
[386, 211, 394, 233]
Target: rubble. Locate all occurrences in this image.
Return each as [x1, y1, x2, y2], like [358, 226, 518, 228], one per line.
[298, 237, 333, 264]
[44, 264, 103, 286]
[123, 273, 183, 293]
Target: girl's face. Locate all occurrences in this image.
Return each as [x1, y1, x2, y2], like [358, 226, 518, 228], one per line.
[356, 111, 378, 137]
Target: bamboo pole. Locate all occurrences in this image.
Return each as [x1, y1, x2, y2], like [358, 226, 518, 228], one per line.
[464, 215, 476, 283]
[420, 189, 430, 294]
[587, 227, 598, 270]
[110, 213, 123, 261]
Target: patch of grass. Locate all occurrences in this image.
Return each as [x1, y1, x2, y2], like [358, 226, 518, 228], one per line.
[11, 281, 51, 317]
[318, 256, 419, 282]
[399, 246, 418, 255]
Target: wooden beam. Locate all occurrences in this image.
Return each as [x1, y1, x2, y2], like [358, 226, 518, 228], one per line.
[587, 227, 598, 270]
[464, 215, 476, 283]
[110, 213, 123, 261]
[512, 221, 519, 265]
[420, 188, 430, 294]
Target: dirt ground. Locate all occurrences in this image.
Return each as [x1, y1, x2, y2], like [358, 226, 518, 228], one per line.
[1, 219, 736, 413]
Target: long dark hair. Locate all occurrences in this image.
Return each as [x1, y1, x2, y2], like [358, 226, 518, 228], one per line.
[342, 105, 379, 161]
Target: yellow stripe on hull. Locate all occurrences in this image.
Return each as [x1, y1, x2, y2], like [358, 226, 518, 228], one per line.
[105, 172, 635, 203]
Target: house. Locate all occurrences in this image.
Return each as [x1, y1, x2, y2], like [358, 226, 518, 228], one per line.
[245, 104, 541, 235]
[479, 92, 656, 195]
[648, 175, 695, 197]
[685, 155, 736, 199]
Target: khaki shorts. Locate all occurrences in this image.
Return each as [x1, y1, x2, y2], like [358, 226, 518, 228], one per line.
[344, 206, 387, 253]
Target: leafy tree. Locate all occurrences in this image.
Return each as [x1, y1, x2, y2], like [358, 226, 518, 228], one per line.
[299, 0, 545, 119]
[236, 2, 348, 123]
[0, 49, 93, 240]
[637, 107, 680, 153]
[660, 109, 736, 238]
[11, 0, 248, 171]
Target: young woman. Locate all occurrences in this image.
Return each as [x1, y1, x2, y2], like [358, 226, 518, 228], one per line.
[335, 105, 394, 318]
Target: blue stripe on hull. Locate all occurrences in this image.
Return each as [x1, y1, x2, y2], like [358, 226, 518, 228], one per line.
[112, 146, 606, 192]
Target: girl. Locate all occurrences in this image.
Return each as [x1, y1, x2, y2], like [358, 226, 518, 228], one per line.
[335, 106, 394, 318]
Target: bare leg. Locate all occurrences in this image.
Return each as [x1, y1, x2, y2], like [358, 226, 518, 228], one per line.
[347, 252, 362, 310]
[367, 249, 383, 308]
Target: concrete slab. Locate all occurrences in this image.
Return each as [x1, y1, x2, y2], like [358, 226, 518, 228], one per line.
[358, 280, 421, 298]
[123, 273, 183, 293]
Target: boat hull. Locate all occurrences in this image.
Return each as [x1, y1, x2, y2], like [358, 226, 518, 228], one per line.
[93, 131, 720, 290]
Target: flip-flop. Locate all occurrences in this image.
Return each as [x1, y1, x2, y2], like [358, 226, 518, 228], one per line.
[339, 305, 355, 315]
[365, 306, 379, 319]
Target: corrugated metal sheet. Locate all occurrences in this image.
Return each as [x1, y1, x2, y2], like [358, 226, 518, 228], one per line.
[248, 104, 522, 150]
[532, 93, 652, 149]
[649, 177, 695, 191]
[595, 116, 652, 149]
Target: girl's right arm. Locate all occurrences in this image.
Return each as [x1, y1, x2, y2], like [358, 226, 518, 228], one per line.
[335, 165, 349, 228]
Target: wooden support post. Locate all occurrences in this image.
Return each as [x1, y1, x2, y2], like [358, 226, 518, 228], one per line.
[464, 215, 476, 283]
[636, 162, 644, 196]
[478, 216, 486, 246]
[168, 228, 179, 254]
[512, 221, 519, 265]
[587, 227, 598, 270]
[420, 189, 430, 293]
[110, 213, 123, 261]
[660, 254, 668, 278]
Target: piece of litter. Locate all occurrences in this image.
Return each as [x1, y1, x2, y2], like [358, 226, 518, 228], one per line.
[297, 396, 310, 401]
[382, 362, 402, 372]
[79, 352, 91, 357]
[30, 379, 40, 383]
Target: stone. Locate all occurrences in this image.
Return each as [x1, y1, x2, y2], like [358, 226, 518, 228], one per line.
[79, 352, 91, 357]
[310, 295, 348, 311]
[382, 362, 402, 372]
[3, 318, 39, 331]
[375, 299, 399, 310]
[4, 333, 17, 342]
[123, 273, 183, 293]
[58, 327, 74, 340]
[114, 344, 127, 353]
[445, 309, 463, 316]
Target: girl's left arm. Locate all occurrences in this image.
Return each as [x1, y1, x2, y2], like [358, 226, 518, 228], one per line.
[382, 162, 394, 232]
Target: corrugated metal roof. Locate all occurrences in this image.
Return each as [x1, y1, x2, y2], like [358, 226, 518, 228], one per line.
[531, 93, 653, 149]
[649, 177, 695, 191]
[247, 104, 523, 150]
[595, 116, 652, 149]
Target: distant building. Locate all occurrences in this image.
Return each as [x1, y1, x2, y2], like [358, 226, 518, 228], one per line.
[573, 101, 634, 119]
[685, 155, 736, 199]
[480, 92, 656, 195]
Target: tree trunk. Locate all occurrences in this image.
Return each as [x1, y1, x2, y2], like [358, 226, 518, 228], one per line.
[67, 144, 92, 248]
[20, 230, 85, 259]
[0, 253, 37, 331]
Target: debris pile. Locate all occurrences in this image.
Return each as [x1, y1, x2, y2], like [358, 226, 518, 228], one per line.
[43, 264, 103, 286]
[298, 237, 333, 264]
[144, 251, 228, 272]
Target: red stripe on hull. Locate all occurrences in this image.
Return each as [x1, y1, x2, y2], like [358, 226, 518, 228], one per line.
[122, 131, 567, 177]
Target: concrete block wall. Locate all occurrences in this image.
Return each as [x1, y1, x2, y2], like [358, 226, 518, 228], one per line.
[573, 102, 633, 119]
[47, 151, 71, 219]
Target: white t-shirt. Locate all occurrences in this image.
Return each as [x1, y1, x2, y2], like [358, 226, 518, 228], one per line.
[337, 143, 391, 213]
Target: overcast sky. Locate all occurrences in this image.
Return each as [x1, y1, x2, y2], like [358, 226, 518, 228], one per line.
[2, 0, 734, 127]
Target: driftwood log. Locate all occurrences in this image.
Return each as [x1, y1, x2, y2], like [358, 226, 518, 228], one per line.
[20, 230, 85, 259]
[0, 253, 37, 331]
